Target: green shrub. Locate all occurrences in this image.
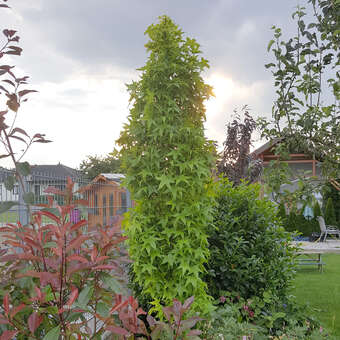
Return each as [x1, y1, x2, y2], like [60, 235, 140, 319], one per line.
[285, 211, 319, 237]
[325, 197, 337, 226]
[205, 178, 297, 300]
[117, 16, 215, 315]
[323, 181, 340, 223]
[313, 200, 322, 218]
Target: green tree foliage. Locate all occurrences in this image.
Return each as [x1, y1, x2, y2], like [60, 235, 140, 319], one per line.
[325, 197, 337, 226]
[117, 16, 215, 314]
[258, 0, 340, 179]
[205, 178, 296, 300]
[79, 154, 121, 180]
[278, 202, 287, 221]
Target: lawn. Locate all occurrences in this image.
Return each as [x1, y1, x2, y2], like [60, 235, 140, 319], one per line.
[292, 254, 340, 337]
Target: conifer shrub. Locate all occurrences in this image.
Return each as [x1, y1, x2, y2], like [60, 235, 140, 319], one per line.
[117, 16, 215, 315]
[313, 201, 322, 218]
[323, 181, 340, 223]
[205, 178, 297, 300]
[325, 197, 337, 226]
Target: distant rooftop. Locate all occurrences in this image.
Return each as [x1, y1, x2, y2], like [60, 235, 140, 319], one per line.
[101, 173, 125, 181]
[31, 163, 81, 179]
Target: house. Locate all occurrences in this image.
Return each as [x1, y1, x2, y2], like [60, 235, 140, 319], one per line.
[252, 139, 323, 209]
[0, 167, 19, 203]
[252, 139, 322, 178]
[0, 164, 86, 225]
[28, 163, 84, 203]
[79, 173, 131, 228]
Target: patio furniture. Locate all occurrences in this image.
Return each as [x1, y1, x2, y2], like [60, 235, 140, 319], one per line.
[317, 216, 340, 242]
[297, 251, 324, 272]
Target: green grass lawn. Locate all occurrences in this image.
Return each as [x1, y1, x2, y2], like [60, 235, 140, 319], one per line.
[292, 254, 340, 337]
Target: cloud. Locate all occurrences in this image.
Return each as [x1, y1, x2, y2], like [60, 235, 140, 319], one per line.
[0, 0, 306, 168]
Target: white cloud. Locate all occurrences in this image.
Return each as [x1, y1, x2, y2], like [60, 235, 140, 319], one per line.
[1, 67, 134, 168]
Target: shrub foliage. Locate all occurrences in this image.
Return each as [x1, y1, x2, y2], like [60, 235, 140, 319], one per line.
[325, 197, 337, 226]
[117, 16, 215, 314]
[205, 179, 297, 300]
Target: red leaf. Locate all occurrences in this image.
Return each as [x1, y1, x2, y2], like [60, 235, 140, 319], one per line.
[182, 296, 194, 310]
[91, 246, 98, 262]
[0, 85, 9, 93]
[8, 135, 27, 144]
[18, 89, 37, 97]
[0, 330, 18, 340]
[34, 138, 52, 143]
[66, 286, 78, 306]
[23, 237, 41, 249]
[10, 127, 29, 137]
[93, 265, 117, 271]
[3, 29, 16, 38]
[110, 300, 129, 314]
[2, 79, 15, 87]
[105, 325, 130, 336]
[28, 312, 43, 334]
[186, 329, 202, 336]
[3, 294, 9, 316]
[33, 287, 45, 303]
[66, 235, 89, 252]
[67, 255, 89, 263]
[70, 219, 87, 232]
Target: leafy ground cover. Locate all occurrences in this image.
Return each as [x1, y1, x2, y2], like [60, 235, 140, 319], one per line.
[292, 254, 340, 337]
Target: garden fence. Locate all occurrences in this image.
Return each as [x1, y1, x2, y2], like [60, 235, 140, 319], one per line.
[0, 170, 132, 229]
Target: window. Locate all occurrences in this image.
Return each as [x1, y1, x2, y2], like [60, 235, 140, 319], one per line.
[103, 195, 107, 226]
[103, 195, 107, 218]
[109, 194, 114, 217]
[13, 184, 19, 195]
[34, 185, 40, 197]
[94, 194, 99, 215]
[121, 192, 127, 213]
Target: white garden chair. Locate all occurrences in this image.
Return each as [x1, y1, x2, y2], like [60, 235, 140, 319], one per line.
[317, 216, 340, 242]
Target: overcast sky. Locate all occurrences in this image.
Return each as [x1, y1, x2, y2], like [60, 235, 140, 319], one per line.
[1, 0, 303, 169]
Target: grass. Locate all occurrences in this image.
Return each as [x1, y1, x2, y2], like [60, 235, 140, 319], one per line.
[292, 254, 340, 337]
[0, 211, 19, 224]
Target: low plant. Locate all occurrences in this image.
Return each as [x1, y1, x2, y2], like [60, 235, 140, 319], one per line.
[202, 292, 332, 339]
[0, 179, 203, 339]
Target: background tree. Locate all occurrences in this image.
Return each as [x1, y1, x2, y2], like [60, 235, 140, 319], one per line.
[117, 16, 215, 314]
[217, 107, 262, 186]
[79, 154, 121, 180]
[258, 0, 340, 180]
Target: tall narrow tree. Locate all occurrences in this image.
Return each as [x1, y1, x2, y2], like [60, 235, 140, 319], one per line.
[117, 16, 215, 314]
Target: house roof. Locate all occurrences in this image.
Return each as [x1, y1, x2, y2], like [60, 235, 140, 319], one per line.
[100, 173, 125, 181]
[30, 163, 81, 179]
[78, 173, 124, 192]
[251, 138, 282, 157]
